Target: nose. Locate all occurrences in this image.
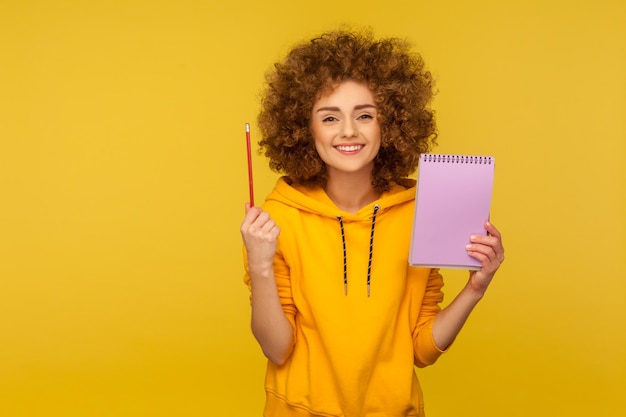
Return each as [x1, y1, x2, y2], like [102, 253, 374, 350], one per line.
[340, 119, 358, 138]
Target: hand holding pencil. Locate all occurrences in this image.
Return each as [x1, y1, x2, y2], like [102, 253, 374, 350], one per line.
[240, 122, 281, 269]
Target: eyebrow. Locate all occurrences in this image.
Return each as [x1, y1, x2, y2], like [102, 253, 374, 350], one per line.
[315, 104, 377, 112]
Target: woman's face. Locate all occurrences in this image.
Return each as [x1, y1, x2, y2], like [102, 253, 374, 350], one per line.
[310, 80, 381, 180]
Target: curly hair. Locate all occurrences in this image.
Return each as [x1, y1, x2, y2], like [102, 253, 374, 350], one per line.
[258, 29, 437, 192]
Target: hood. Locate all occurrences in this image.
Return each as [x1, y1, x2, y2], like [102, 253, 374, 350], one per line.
[266, 176, 416, 219]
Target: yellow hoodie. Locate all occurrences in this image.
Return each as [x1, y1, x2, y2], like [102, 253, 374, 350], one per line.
[244, 177, 446, 417]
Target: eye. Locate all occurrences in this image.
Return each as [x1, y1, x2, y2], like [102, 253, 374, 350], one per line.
[322, 116, 338, 123]
[357, 113, 374, 120]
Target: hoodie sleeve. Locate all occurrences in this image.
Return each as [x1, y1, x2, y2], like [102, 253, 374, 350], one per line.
[409, 267, 447, 368]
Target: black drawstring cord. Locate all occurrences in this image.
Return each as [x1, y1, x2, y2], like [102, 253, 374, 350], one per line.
[367, 205, 380, 297]
[336, 204, 380, 297]
[337, 215, 348, 296]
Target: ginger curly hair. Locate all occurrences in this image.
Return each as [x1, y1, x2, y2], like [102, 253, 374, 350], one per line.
[257, 29, 437, 192]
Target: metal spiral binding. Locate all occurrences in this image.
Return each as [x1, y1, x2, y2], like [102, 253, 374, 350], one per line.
[422, 154, 493, 164]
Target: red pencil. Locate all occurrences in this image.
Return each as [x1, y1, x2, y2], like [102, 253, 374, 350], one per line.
[245, 123, 255, 207]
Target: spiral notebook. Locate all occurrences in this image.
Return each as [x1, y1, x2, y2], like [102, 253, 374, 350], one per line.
[409, 154, 495, 270]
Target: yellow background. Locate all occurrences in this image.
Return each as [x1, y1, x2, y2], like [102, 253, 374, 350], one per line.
[1, 0, 624, 416]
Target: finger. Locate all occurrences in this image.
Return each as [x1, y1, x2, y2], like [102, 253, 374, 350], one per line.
[270, 224, 281, 239]
[482, 222, 505, 262]
[259, 218, 277, 234]
[466, 250, 490, 267]
[467, 249, 501, 276]
[469, 233, 499, 248]
[485, 221, 502, 241]
[254, 210, 272, 228]
[240, 206, 263, 230]
[260, 223, 281, 241]
[245, 202, 251, 212]
[250, 218, 275, 239]
[466, 242, 496, 261]
[260, 219, 281, 238]
[467, 240, 505, 272]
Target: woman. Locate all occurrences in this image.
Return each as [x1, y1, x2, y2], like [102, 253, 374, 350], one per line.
[240, 30, 505, 417]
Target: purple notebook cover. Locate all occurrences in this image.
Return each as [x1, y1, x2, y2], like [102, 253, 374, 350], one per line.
[409, 154, 495, 270]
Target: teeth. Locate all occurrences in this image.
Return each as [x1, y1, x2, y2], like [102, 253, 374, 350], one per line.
[336, 145, 363, 152]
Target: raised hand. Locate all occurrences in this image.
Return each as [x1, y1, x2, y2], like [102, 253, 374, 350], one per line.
[240, 204, 281, 272]
[465, 221, 505, 294]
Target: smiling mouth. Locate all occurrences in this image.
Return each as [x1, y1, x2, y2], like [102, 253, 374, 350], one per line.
[335, 145, 363, 152]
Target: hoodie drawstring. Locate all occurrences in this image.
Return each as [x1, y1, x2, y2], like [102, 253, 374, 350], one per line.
[337, 215, 348, 296]
[336, 204, 380, 297]
[367, 204, 380, 296]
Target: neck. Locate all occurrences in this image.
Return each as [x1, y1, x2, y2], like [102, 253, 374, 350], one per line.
[325, 173, 380, 214]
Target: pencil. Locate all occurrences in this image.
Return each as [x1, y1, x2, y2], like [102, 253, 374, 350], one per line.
[245, 123, 255, 207]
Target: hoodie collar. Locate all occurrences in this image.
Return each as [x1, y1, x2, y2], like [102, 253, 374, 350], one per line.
[266, 176, 416, 220]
